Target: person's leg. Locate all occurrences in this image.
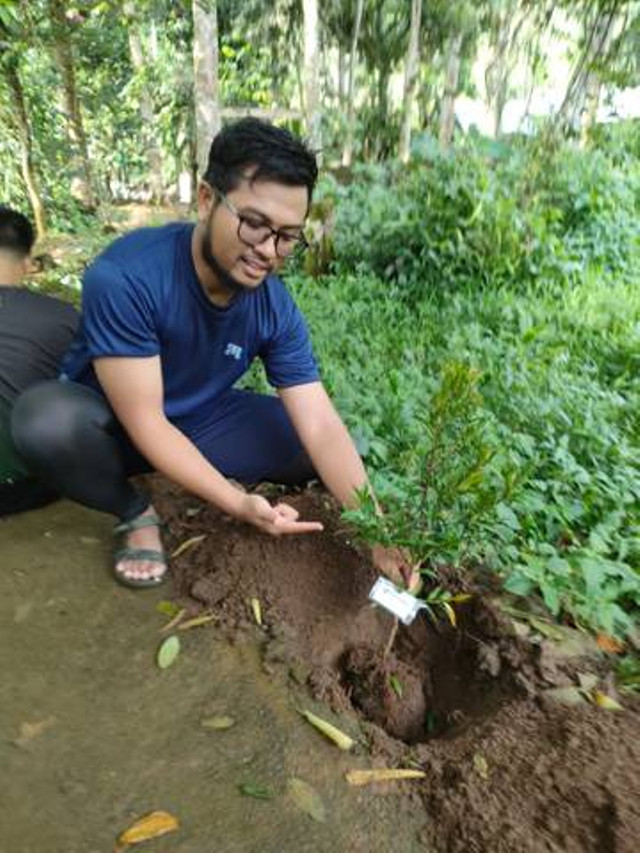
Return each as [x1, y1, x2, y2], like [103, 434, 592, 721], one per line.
[11, 380, 150, 519]
[192, 389, 316, 486]
[0, 400, 58, 516]
[11, 381, 165, 585]
[0, 478, 58, 517]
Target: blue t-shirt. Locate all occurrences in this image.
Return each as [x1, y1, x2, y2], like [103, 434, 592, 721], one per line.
[61, 223, 319, 435]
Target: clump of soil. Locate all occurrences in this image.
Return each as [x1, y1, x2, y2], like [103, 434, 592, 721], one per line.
[148, 476, 640, 853]
[341, 645, 427, 742]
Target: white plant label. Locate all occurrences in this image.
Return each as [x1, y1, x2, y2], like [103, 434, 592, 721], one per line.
[368, 577, 425, 625]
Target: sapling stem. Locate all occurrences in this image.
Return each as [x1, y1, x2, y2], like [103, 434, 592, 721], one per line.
[383, 618, 399, 659]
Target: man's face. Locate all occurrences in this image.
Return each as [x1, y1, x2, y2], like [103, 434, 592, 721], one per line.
[197, 176, 308, 294]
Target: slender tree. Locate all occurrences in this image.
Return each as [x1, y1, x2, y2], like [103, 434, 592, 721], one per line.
[124, 2, 164, 203]
[1, 57, 48, 235]
[438, 32, 463, 149]
[342, 0, 365, 166]
[556, 1, 622, 135]
[303, 0, 322, 155]
[192, 0, 221, 176]
[399, 0, 423, 162]
[48, 0, 97, 208]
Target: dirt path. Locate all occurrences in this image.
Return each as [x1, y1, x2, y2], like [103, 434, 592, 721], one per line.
[0, 499, 426, 853]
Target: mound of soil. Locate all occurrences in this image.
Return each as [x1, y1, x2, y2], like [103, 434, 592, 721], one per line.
[150, 477, 640, 853]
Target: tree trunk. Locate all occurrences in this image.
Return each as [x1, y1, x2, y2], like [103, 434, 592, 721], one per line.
[192, 0, 221, 176]
[579, 11, 617, 145]
[439, 33, 463, 150]
[337, 44, 345, 106]
[302, 0, 321, 157]
[3, 61, 47, 237]
[342, 0, 364, 167]
[556, 3, 619, 134]
[399, 0, 422, 163]
[125, 3, 164, 203]
[485, 3, 531, 138]
[49, 0, 97, 208]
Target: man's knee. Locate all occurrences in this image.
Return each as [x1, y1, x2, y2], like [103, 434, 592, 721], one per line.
[11, 381, 110, 466]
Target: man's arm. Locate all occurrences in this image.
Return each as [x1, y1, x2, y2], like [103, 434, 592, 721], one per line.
[94, 356, 322, 536]
[279, 381, 419, 589]
[279, 381, 367, 508]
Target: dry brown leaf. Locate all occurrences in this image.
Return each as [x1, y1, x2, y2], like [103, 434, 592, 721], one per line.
[287, 778, 326, 822]
[13, 717, 56, 748]
[170, 535, 206, 559]
[596, 633, 625, 654]
[177, 613, 216, 631]
[117, 810, 179, 846]
[158, 608, 186, 634]
[345, 768, 426, 786]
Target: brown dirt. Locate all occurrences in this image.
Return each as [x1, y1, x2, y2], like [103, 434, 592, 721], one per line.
[150, 477, 640, 853]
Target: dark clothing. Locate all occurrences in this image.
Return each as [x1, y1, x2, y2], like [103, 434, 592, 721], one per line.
[0, 287, 78, 408]
[11, 380, 315, 522]
[0, 287, 78, 516]
[61, 223, 319, 435]
[11, 224, 318, 522]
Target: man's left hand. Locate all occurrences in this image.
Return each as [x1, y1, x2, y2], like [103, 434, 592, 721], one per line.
[371, 544, 422, 593]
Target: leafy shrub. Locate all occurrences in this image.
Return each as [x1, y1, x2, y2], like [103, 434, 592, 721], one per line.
[319, 134, 640, 303]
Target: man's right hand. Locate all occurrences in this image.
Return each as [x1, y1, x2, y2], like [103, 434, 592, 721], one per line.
[238, 493, 324, 536]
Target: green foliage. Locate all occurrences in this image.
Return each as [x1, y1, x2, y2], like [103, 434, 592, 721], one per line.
[322, 131, 640, 301]
[343, 361, 511, 570]
[290, 193, 640, 636]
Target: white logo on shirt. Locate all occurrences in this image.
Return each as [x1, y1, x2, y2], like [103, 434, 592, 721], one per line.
[224, 342, 243, 361]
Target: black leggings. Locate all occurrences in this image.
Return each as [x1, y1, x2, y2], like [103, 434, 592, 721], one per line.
[11, 380, 314, 522]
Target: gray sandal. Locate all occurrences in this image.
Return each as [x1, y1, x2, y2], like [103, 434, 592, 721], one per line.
[113, 513, 168, 589]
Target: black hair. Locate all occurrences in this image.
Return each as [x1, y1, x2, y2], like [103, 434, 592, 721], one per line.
[203, 118, 318, 202]
[0, 206, 35, 258]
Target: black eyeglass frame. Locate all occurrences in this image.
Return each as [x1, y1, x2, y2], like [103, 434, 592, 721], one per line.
[212, 186, 309, 258]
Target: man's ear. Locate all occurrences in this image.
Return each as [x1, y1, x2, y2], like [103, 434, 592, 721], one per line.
[197, 181, 216, 221]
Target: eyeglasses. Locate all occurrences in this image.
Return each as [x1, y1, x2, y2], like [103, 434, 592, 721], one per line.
[213, 187, 309, 258]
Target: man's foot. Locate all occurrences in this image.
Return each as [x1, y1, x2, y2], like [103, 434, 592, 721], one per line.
[113, 506, 167, 588]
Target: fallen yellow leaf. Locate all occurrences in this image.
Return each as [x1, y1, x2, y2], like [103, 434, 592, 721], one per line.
[117, 810, 179, 846]
[473, 753, 489, 779]
[442, 602, 457, 628]
[593, 691, 623, 711]
[345, 768, 426, 786]
[250, 597, 262, 626]
[299, 709, 354, 750]
[171, 535, 206, 559]
[201, 715, 236, 730]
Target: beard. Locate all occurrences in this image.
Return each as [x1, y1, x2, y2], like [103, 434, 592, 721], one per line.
[200, 220, 246, 298]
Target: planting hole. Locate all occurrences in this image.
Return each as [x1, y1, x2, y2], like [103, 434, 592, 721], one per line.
[340, 601, 517, 743]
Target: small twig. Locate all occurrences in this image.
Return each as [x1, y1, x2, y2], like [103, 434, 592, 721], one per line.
[383, 618, 400, 659]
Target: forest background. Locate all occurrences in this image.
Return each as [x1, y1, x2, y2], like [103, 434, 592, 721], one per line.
[1, 0, 639, 658]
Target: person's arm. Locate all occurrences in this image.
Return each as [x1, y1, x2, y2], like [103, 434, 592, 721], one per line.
[94, 356, 322, 536]
[279, 382, 419, 588]
[279, 381, 367, 507]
